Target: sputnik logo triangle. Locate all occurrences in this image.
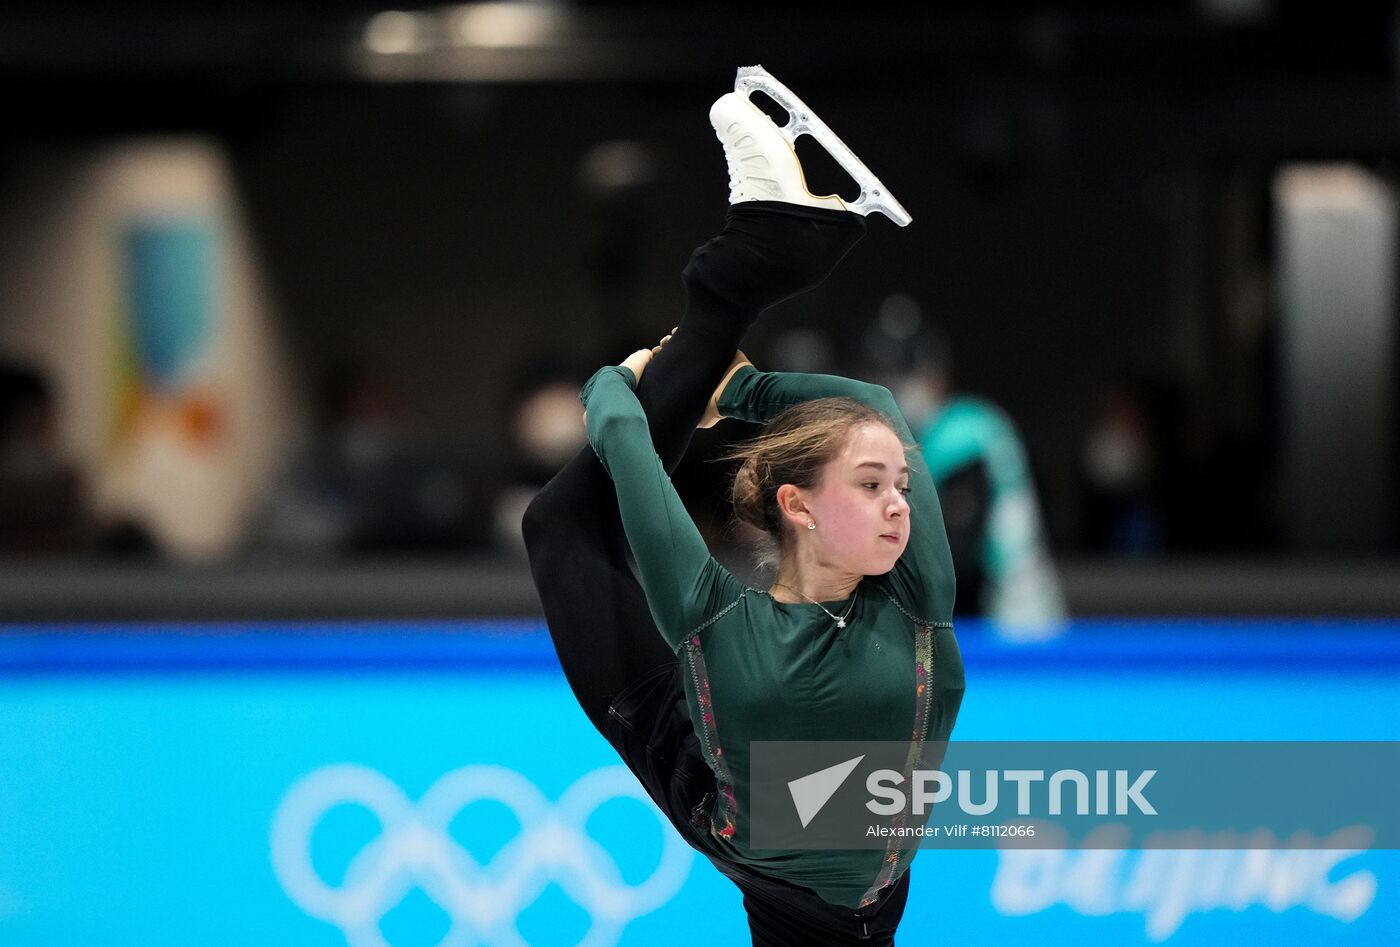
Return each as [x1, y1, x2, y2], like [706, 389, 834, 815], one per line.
[787, 755, 865, 828]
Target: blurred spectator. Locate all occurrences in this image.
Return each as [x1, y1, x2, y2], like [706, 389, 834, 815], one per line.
[492, 355, 590, 556]
[1079, 379, 1164, 555]
[0, 359, 89, 554]
[578, 140, 659, 348]
[863, 296, 1067, 637]
[770, 327, 837, 375]
[257, 361, 489, 557]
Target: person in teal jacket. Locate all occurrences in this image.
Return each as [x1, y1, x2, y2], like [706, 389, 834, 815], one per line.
[524, 82, 964, 945]
[918, 393, 1067, 636]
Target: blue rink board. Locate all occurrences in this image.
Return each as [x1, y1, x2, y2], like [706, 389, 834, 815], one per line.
[0, 618, 1397, 947]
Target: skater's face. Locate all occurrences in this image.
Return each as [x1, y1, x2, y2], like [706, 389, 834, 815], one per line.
[798, 422, 911, 574]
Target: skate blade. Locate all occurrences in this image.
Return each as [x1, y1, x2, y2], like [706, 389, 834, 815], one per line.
[734, 64, 912, 227]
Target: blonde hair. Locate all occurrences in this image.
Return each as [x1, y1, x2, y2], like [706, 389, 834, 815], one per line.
[722, 397, 910, 566]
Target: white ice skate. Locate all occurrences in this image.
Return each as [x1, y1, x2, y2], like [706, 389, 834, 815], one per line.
[709, 64, 912, 226]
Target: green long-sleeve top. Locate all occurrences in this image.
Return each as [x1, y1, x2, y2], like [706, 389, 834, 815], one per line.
[581, 363, 964, 910]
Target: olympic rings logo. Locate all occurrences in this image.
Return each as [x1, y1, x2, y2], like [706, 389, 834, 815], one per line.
[270, 764, 694, 947]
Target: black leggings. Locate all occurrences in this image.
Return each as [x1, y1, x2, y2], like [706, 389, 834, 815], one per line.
[522, 203, 865, 732]
[522, 204, 910, 945]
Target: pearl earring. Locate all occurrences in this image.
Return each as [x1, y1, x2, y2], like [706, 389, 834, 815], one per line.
[807, 521, 816, 530]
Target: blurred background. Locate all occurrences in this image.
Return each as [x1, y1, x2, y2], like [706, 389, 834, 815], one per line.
[1, 1, 1398, 945]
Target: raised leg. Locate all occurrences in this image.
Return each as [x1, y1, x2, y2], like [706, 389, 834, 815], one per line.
[525, 82, 869, 733]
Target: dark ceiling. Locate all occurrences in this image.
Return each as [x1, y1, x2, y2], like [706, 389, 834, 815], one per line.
[1, 3, 1395, 84]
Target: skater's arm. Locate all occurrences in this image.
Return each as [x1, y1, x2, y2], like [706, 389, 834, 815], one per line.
[581, 365, 742, 650]
[719, 365, 956, 624]
[717, 364, 907, 427]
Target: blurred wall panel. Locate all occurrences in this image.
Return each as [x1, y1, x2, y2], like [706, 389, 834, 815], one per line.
[0, 139, 302, 561]
[1274, 164, 1396, 551]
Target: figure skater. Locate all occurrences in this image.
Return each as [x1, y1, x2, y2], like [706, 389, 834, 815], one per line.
[524, 67, 964, 946]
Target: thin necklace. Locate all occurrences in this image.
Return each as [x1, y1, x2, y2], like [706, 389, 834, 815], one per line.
[772, 583, 858, 629]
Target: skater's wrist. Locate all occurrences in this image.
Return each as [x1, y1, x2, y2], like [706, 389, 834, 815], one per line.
[714, 363, 759, 417]
[579, 365, 638, 411]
